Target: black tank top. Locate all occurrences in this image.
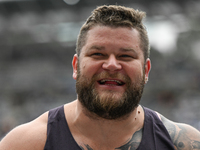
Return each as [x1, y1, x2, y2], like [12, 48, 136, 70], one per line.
[44, 105, 175, 150]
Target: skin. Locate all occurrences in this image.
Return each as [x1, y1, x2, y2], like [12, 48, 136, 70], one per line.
[0, 26, 200, 150]
[74, 25, 149, 120]
[70, 25, 149, 149]
[160, 115, 200, 150]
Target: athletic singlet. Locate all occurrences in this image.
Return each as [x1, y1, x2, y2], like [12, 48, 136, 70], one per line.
[44, 105, 175, 150]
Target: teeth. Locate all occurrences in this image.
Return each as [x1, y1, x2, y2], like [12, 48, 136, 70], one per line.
[100, 79, 123, 85]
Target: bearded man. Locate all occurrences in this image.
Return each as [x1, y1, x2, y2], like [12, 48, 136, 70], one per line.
[1, 5, 200, 150]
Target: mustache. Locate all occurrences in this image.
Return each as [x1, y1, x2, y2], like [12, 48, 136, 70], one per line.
[92, 72, 130, 82]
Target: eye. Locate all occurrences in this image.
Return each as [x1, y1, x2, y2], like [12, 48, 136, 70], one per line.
[120, 54, 135, 59]
[92, 53, 103, 56]
[120, 55, 132, 58]
[90, 52, 105, 59]
[119, 54, 136, 61]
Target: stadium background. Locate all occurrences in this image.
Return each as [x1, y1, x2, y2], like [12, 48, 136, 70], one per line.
[0, 0, 200, 139]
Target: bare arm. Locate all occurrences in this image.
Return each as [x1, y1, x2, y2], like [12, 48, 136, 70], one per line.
[160, 114, 200, 150]
[0, 112, 48, 150]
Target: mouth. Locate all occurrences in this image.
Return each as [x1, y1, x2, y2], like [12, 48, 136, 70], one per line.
[98, 79, 125, 86]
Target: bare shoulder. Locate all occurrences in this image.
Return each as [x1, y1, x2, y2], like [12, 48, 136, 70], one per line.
[157, 112, 200, 150]
[0, 111, 49, 150]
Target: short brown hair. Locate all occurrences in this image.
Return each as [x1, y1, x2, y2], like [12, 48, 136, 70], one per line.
[76, 5, 150, 60]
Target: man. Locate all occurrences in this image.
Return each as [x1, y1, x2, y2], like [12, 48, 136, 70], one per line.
[0, 5, 200, 150]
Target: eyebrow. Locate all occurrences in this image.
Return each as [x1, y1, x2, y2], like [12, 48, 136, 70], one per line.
[119, 48, 135, 52]
[88, 45, 105, 51]
[88, 45, 138, 55]
[119, 48, 138, 55]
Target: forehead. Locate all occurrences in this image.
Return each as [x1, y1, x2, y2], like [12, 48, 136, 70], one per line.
[81, 25, 142, 55]
[87, 25, 140, 43]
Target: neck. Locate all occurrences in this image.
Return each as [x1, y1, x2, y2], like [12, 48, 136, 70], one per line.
[71, 100, 144, 146]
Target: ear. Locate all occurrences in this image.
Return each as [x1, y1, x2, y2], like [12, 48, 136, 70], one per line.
[144, 58, 151, 84]
[72, 54, 78, 80]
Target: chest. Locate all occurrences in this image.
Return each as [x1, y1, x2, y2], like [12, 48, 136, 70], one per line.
[76, 129, 143, 150]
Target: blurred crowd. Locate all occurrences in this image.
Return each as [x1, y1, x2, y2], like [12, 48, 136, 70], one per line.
[1, 0, 200, 139]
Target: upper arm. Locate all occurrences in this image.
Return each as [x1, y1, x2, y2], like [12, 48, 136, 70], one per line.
[0, 112, 48, 150]
[159, 114, 200, 150]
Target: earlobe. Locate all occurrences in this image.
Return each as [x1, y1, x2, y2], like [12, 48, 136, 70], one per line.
[72, 54, 78, 80]
[145, 58, 151, 83]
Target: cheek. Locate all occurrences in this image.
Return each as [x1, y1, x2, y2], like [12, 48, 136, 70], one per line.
[80, 60, 102, 76]
[126, 63, 144, 79]
[79, 60, 86, 72]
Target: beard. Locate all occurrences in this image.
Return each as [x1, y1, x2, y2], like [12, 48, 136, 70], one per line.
[76, 67, 145, 120]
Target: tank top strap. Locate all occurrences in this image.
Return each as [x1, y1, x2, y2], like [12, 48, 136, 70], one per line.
[137, 106, 175, 150]
[44, 105, 81, 150]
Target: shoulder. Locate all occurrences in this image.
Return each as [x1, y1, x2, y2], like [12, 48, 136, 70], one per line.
[0, 111, 49, 150]
[157, 112, 200, 150]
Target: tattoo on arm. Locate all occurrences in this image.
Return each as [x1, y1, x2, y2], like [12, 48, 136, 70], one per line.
[160, 115, 200, 150]
[174, 131, 200, 150]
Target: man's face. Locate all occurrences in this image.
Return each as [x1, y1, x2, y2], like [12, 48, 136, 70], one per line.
[72, 25, 151, 119]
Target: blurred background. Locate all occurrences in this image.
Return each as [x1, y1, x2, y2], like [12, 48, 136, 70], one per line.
[0, 0, 200, 139]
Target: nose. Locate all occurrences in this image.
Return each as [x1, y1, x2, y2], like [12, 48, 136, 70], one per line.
[102, 55, 122, 71]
